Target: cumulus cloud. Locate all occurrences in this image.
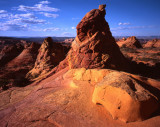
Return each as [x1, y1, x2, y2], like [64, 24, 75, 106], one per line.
[43, 27, 60, 31]
[0, 10, 8, 19]
[71, 27, 76, 30]
[12, 13, 35, 19]
[0, 1, 60, 31]
[40, 12, 59, 18]
[39, 1, 50, 4]
[0, 23, 28, 31]
[16, 1, 59, 12]
[0, 10, 7, 14]
[118, 22, 131, 25]
[0, 14, 9, 19]
[20, 19, 45, 24]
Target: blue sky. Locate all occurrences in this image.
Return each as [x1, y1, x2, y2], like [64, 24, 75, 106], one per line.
[0, 0, 159, 37]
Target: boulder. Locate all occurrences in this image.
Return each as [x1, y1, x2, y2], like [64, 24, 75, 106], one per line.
[92, 72, 159, 122]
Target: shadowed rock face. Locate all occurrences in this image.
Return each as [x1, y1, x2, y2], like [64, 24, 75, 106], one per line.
[0, 43, 24, 67]
[0, 42, 40, 89]
[6, 42, 40, 68]
[117, 36, 142, 48]
[26, 37, 66, 80]
[52, 4, 130, 74]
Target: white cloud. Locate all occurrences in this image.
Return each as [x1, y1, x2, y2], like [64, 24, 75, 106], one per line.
[43, 27, 60, 31]
[39, 1, 50, 4]
[16, 1, 59, 12]
[40, 12, 59, 18]
[118, 22, 131, 25]
[15, 13, 35, 18]
[0, 10, 7, 14]
[0, 14, 9, 18]
[20, 18, 45, 24]
[0, 22, 28, 31]
[71, 27, 76, 30]
[13, 13, 35, 19]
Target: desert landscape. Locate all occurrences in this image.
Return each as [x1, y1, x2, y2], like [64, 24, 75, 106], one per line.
[0, 1, 160, 127]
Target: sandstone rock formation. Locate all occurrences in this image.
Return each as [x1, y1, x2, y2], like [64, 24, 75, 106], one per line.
[52, 4, 130, 74]
[143, 39, 160, 48]
[0, 4, 160, 127]
[0, 43, 23, 67]
[0, 42, 40, 89]
[0, 68, 160, 126]
[26, 37, 66, 80]
[6, 42, 40, 68]
[117, 36, 142, 48]
[92, 72, 159, 122]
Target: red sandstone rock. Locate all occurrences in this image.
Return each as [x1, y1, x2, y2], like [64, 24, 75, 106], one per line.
[52, 4, 130, 74]
[6, 42, 40, 68]
[92, 71, 159, 122]
[26, 37, 66, 80]
[0, 42, 40, 89]
[0, 68, 160, 126]
[0, 44, 23, 67]
[143, 39, 160, 48]
[117, 36, 142, 48]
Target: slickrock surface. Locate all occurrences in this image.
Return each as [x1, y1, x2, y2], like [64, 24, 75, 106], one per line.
[92, 72, 159, 122]
[26, 37, 66, 80]
[0, 68, 160, 126]
[52, 4, 130, 74]
[117, 36, 142, 48]
[143, 39, 160, 48]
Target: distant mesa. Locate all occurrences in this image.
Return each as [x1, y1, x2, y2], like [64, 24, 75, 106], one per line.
[117, 36, 142, 48]
[143, 39, 160, 48]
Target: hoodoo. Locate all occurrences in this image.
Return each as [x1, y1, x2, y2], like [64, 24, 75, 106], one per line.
[53, 4, 130, 73]
[26, 37, 66, 80]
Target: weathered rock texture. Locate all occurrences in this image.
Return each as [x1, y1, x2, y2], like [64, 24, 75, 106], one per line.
[117, 36, 142, 48]
[0, 43, 23, 67]
[6, 42, 40, 68]
[143, 39, 160, 48]
[51, 4, 130, 74]
[0, 68, 160, 126]
[0, 42, 40, 89]
[26, 37, 66, 80]
[92, 72, 159, 122]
